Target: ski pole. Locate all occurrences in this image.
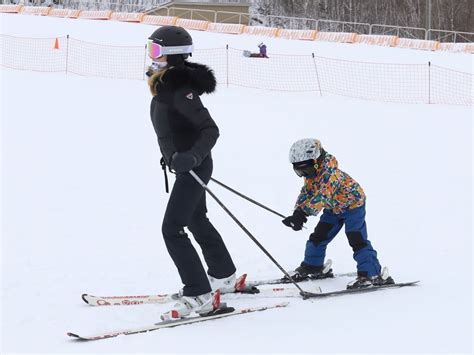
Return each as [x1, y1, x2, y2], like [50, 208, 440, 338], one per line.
[209, 177, 286, 218]
[189, 170, 307, 296]
[210, 176, 307, 230]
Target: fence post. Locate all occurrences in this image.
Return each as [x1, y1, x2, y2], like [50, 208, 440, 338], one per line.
[226, 44, 229, 88]
[65, 35, 69, 74]
[143, 44, 148, 81]
[312, 53, 323, 96]
[428, 61, 431, 104]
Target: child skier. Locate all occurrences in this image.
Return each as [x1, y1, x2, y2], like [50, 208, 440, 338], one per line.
[282, 138, 394, 289]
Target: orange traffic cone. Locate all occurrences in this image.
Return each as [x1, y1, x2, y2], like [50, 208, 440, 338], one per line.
[54, 38, 59, 50]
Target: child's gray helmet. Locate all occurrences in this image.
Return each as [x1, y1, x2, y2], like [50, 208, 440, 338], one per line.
[289, 138, 322, 163]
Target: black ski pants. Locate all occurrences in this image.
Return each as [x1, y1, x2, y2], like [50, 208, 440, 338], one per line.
[162, 156, 236, 296]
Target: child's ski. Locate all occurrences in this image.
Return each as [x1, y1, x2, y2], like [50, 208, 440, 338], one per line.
[246, 259, 356, 287]
[246, 271, 357, 287]
[301, 281, 420, 299]
[67, 302, 289, 341]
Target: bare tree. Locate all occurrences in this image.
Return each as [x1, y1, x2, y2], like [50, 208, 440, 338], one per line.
[252, 0, 473, 35]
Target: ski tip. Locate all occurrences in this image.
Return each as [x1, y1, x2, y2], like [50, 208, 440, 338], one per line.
[81, 294, 90, 304]
[67, 332, 85, 340]
[68, 332, 100, 341]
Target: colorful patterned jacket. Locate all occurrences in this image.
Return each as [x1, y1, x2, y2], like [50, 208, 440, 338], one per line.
[295, 153, 366, 216]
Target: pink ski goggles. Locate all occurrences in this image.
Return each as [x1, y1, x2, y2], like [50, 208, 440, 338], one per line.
[147, 40, 193, 59]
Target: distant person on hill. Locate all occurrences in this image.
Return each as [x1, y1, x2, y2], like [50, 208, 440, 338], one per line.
[258, 42, 269, 58]
[243, 42, 269, 58]
[146, 25, 237, 320]
[281, 138, 395, 289]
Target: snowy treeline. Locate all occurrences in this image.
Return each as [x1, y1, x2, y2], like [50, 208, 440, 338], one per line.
[2, 0, 472, 36]
[252, 0, 473, 33]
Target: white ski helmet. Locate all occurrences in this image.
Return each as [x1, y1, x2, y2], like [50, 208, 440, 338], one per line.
[289, 138, 322, 164]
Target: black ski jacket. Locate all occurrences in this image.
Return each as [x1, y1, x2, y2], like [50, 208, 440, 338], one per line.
[150, 61, 219, 167]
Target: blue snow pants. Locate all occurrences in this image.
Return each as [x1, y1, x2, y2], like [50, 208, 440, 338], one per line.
[303, 204, 382, 277]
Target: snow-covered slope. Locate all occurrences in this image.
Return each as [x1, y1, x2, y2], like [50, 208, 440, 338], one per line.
[1, 14, 472, 354]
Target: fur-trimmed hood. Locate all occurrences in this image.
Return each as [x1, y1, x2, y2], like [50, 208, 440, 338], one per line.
[153, 61, 216, 96]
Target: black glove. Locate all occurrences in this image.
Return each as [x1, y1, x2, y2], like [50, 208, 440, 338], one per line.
[170, 152, 198, 173]
[282, 209, 307, 231]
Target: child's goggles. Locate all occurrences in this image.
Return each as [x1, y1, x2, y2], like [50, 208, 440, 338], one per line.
[293, 159, 317, 178]
[147, 40, 194, 59]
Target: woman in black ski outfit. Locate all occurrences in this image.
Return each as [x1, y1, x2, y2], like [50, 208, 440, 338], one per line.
[146, 26, 236, 320]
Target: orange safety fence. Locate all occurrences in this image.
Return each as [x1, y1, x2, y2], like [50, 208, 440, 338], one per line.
[396, 38, 440, 51]
[0, 4, 23, 13]
[19, 6, 51, 16]
[141, 15, 178, 26]
[355, 34, 398, 47]
[0, 34, 68, 72]
[243, 26, 280, 38]
[314, 55, 428, 103]
[66, 38, 145, 79]
[1, 35, 472, 105]
[438, 42, 474, 54]
[225, 47, 318, 92]
[207, 23, 245, 35]
[175, 18, 209, 31]
[3, 9, 473, 54]
[316, 32, 358, 43]
[78, 10, 112, 20]
[438, 42, 468, 53]
[278, 29, 317, 41]
[430, 65, 473, 105]
[48, 9, 81, 18]
[465, 44, 474, 54]
[110, 12, 144, 23]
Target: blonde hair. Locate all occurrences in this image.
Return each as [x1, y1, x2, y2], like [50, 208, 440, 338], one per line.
[147, 66, 168, 96]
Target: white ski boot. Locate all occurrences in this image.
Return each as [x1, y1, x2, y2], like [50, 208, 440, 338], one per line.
[209, 272, 241, 294]
[161, 290, 220, 321]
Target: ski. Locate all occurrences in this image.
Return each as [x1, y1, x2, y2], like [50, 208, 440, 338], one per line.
[82, 273, 250, 306]
[246, 259, 356, 287]
[82, 293, 176, 306]
[246, 271, 357, 287]
[67, 302, 289, 341]
[82, 285, 319, 306]
[301, 281, 420, 299]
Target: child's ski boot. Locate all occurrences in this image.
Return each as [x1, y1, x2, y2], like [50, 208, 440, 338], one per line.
[287, 259, 334, 282]
[347, 267, 395, 289]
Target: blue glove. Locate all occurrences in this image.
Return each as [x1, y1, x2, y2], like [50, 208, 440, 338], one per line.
[171, 152, 198, 173]
[282, 209, 307, 231]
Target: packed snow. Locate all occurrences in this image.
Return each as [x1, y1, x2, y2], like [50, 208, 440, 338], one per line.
[1, 13, 472, 354]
